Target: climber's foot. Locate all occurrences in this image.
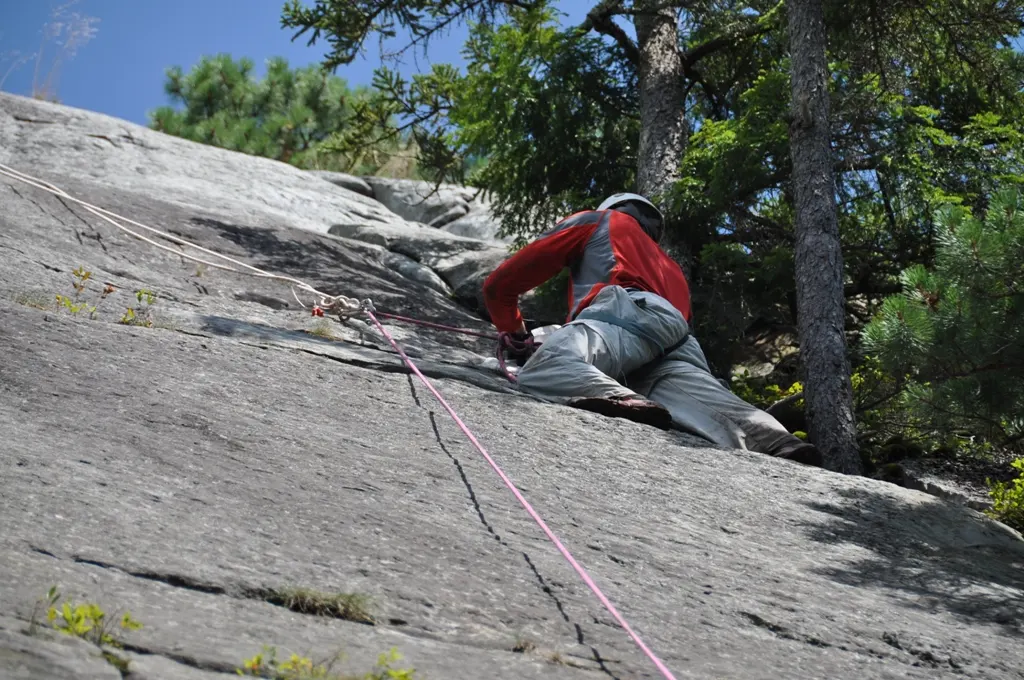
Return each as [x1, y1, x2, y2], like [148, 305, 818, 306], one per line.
[567, 395, 673, 430]
[770, 440, 823, 467]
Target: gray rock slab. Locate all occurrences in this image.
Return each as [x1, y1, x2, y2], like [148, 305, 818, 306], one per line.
[306, 170, 375, 198]
[329, 221, 511, 313]
[441, 208, 511, 243]
[427, 203, 471, 228]
[0, 93, 417, 236]
[0, 616, 122, 680]
[363, 177, 477, 226]
[383, 251, 453, 297]
[2, 93, 1023, 680]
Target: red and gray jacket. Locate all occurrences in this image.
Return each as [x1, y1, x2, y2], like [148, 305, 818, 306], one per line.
[482, 209, 693, 334]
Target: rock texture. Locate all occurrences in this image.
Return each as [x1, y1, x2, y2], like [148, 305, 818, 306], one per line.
[2, 93, 1024, 680]
[307, 170, 375, 198]
[363, 177, 511, 243]
[328, 221, 508, 313]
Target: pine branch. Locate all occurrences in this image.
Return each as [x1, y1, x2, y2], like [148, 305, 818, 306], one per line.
[683, 22, 773, 68]
[579, 0, 639, 65]
[684, 62, 726, 118]
[730, 206, 793, 240]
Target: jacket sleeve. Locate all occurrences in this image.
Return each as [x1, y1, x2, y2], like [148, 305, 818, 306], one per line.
[482, 214, 599, 333]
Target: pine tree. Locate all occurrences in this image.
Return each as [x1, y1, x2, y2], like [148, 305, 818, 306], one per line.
[786, 0, 860, 473]
[863, 187, 1024, 446]
[148, 54, 391, 173]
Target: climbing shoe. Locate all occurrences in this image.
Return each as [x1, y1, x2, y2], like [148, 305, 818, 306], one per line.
[770, 440, 823, 467]
[567, 395, 674, 430]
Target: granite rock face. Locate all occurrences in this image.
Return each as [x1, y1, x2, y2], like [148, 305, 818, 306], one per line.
[306, 170, 375, 198]
[363, 176, 512, 243]
[2, 93, 1023, 680]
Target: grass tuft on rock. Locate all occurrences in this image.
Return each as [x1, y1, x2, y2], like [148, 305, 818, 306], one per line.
[511, 637, 536, 653]
[264, 587, 375, 625]
[306, 319, 337, 339]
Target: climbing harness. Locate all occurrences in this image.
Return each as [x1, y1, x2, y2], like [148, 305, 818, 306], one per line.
[0, 162, 679, 680]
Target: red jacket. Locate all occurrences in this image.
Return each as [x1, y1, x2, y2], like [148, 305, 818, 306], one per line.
[483, 209, 692, 333]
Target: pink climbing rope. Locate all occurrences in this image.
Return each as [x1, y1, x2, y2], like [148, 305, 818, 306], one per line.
[372, 309, 521, 384]
[374, 311, 498, 340]
[365, 308, 678, 680]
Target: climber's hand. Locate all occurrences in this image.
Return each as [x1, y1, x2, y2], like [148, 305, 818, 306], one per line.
[500, 331, 538, 367]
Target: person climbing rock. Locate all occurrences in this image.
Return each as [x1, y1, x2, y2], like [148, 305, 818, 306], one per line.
[483, 193, 822, 467]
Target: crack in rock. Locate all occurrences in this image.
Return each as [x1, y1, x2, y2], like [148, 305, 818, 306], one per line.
[13, 115, 57, 124]
[410, 379, 621, 680]
[882, 631, 964, 670]
[120, 643, 241, 675]
[70, 556, 382, 626]
[740, 612, 832, 649]
[72, 557, 227, 595]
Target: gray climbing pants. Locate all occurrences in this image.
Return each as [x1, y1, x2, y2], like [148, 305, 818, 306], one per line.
[516, 285, 799, 454]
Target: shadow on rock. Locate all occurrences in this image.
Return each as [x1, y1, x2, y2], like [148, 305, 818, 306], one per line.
[199, 314, 341, 347]
[189, 216, 489, 329]
[800, 486, 1024, 636]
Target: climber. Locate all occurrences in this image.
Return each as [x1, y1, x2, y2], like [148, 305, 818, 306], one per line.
[483, 193, 822, 467]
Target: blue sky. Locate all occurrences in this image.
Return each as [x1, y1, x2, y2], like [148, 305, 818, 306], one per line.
[0, 0, 596, 126]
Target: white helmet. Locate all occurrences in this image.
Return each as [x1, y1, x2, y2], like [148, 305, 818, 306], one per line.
[597, 192, 664, 221]
[597, 192, 665, 242]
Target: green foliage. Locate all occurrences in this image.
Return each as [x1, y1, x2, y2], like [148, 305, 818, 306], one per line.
[987, 458, 1024, 532]
[238, 645, 414, 680]
[283, 0, 1024, 454]
[31, 586, 143, 648]
[321, 6, 637, 243]
[674, 3, 1024, 373]
[863, 188, 1024, 447]
[149, 54, 407, 175]
[280, 0, 527, 71]
[119, 288, 157, 327]
[730, 372, 803, 411]
[50, 267, 116, 319]
[452, 8, 638, 242]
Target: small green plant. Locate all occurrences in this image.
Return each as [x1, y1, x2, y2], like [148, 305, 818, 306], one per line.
[986, 458, 1024, 533]
[55, 293, 95, 316]
[264, 587, 374, 624]
[237, 646, 414, 679]
[730, 370, 804, 411]
[30, 587, 142, 648]
[46, 267, 118, 319]
[54, 266, 110, 318]
[120, 288, 157, 327]
[28, 585, 61, 635]
[102, 650, 131, 674]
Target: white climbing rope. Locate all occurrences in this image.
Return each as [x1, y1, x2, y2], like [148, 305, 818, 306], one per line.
[0, 162, 368, 318]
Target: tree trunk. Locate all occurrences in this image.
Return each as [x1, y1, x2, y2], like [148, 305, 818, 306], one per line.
[786, 0, 861, 474]
[634, 2, 690, 272]
[634, 2, 687, 203]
